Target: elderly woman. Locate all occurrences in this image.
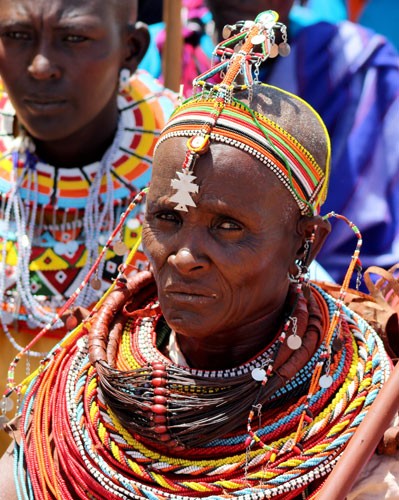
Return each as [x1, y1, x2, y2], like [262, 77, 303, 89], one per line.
[0, 10, 397, 499]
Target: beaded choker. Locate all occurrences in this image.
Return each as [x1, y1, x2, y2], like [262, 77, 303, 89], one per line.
[90, 273, 324, 449]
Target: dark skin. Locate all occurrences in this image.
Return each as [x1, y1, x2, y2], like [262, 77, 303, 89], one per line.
[0, 0, 149, 167]
[0, 128, 330, 494]
[0, 86, 331, 494]
[143, 138, 330, 370]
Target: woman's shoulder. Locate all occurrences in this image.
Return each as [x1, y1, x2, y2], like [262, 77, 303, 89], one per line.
[0, 443, 17, 500]
[348, 452, 399, 499]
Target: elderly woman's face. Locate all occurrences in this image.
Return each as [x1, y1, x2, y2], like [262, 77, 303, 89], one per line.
[143, 138, 302, 340]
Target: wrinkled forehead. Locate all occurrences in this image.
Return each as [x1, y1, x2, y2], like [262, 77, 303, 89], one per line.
[150, 137, 300, 219]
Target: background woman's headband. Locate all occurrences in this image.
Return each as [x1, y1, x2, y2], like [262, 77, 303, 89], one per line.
[156, 10, 330, 216]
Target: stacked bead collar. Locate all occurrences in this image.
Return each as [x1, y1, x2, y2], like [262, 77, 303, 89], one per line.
[13, 272, 391, 499]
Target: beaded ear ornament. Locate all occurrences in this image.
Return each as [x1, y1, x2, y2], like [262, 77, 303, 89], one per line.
[168, 10, 293, 213]
[246, 212, 364, 461]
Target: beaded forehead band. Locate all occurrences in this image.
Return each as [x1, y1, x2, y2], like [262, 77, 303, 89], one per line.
[156, 10, 330, 215]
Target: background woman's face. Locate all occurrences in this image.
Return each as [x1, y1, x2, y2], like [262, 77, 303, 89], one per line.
[0, 0, 135, 142]
[143, 138, 302, 340]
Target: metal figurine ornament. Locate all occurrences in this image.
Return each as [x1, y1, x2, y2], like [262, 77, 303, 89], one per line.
[169, 10, 290, 212]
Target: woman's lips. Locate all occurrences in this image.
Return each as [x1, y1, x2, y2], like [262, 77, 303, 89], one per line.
[24, 97, 68, 113]
[164, 286, 217, 305]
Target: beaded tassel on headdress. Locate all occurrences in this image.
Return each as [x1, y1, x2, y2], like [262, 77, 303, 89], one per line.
[169, 10, 291, 212]
[162, 10, 330, 216]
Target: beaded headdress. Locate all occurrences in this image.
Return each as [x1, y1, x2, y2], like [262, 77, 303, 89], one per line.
[156, 10, 331, 215]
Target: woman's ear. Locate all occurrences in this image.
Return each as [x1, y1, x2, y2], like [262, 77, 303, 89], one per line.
[296, 215, 331, 265]
[123, 22, 150, 72]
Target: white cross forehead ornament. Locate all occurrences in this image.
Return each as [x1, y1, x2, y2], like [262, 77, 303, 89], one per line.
[169, 134, 209, 212]
[169, 170, 199, 212]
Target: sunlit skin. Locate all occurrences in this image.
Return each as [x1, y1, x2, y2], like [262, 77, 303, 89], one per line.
[143, 137, 326, 369]
[0, 0, 148, 167]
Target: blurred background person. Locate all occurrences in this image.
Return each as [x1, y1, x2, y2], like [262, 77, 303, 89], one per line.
[0, 0, 177, 455]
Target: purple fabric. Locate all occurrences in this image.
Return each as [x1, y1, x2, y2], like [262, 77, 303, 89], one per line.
[263, 21, 399, 285]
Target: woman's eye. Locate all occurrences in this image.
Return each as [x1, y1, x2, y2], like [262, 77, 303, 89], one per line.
[218, 220, 242, 231]
[3, 31, 30, 40]
[155, 212, 181, 224]
[64, 34, 89, 43]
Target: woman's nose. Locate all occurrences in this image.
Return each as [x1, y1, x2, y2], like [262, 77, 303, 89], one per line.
[168, 247, 210, 274]
[28, 53, 61, 80]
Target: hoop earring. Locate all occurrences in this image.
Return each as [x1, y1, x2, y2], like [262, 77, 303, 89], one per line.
[288, 262, 303, 283]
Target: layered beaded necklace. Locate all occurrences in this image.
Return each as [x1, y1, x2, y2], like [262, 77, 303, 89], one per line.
[13, 273, 390, 499]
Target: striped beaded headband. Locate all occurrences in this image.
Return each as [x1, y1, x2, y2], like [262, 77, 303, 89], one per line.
[157, 93, 329, 214]
[158, 10, 330, 215]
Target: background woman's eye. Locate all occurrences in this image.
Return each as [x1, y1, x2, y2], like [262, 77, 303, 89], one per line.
[3, 31, 30, 40]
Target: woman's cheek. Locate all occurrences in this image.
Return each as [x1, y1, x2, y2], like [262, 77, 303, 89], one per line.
[142, 228, 167, 267]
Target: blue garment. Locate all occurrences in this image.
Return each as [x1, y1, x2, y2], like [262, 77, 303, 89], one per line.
[263, 21, 399, 285]
[290, 0, 347, 35]
[139, 22, 163, 79]
[358, 0, 399, 51]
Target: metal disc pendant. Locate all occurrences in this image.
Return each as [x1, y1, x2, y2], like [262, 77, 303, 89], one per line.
[65, 314, 78, 331]
[90, 277, 102, 290]
[222, 25, 232, 39]
[1, 396, 14, 412]
[278, 42, 291, 57]
[287, 334, 302, 350]
[251, 367, 266, 382]
[113, 241, 128, 256]
[319, 374, 333, 389]
[251, 34, 266, 45]
[269, 44, 279, 58]
[234, 42, 243, 53]
[243, 21, 255, 29]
